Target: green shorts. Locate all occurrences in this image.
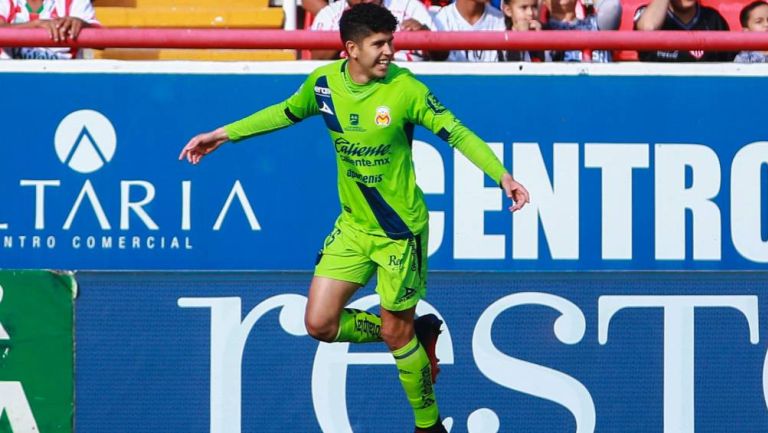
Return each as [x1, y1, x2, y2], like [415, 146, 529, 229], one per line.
[314, 219, 428, 312]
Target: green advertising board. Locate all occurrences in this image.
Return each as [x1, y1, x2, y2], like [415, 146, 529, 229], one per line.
[0, 271, 75, 433]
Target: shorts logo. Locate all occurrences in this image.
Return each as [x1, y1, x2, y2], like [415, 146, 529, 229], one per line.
[396, 287, 417, 304]
[425, 92, 447, 115]
[375, 106, 391, 127]
[55, 109, 117, 174]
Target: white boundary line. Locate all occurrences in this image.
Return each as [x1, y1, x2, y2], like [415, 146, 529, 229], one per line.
[1, 59, 768, 76]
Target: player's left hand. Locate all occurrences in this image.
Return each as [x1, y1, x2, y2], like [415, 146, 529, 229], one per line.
[500, 172, 530, 212]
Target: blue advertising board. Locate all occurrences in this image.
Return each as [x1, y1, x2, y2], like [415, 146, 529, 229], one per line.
[0, 63, 766, 270]
[74, 271, 768, 433]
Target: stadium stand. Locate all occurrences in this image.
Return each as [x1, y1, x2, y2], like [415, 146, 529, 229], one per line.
[92, 0, 294, 60]
[614, 0, 748, 60]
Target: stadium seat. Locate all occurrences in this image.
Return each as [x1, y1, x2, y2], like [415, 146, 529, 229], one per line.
[92, 0, 294, 61]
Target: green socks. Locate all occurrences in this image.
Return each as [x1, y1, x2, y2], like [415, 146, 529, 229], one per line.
[334, 308, 383, 343]
[392, 336, 440, 428]
[334, 310, 440, 428]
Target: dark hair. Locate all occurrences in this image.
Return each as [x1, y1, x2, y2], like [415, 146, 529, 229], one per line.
[339, 3, 398, 45]
[740, 0, 768, 27]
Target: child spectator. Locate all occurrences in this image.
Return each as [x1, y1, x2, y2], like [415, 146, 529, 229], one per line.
[0, 0, 99, 59]
[735, 0, 768, 63]
[433, 0, 506, 61]
[634, 0, 735, 61]
[543, 0, 621, 62]
[499, 0, 548, 61]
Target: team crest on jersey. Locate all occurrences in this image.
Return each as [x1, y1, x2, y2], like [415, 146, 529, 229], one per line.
[375, 106, 391, 127]
[426, 92, 447, 115]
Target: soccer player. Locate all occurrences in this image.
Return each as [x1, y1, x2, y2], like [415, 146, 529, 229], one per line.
[179, 4, 530, 432]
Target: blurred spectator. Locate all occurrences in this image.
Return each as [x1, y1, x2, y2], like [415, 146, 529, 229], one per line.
[311, 0, 435, 60]
[634, 0, 735, 61]
[499, 0, 548, 61]
[735, 0, 768, 62]
[0, 0, 99, 59]
[433, 0, 505, 61]
[305, 0, 332, 17]
[544, 0, 621, 62]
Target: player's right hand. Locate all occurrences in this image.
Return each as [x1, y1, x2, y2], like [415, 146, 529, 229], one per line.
[179, 128, 229, 165]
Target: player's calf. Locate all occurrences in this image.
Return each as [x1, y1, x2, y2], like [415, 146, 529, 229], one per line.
[414, 314, 443, 384]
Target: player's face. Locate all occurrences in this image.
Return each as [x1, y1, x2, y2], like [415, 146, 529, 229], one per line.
[746, 4, 768, 32]
[352, 31, 394, 79]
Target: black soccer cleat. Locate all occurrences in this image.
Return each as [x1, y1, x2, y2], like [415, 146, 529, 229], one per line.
[414, 313, 443, 384]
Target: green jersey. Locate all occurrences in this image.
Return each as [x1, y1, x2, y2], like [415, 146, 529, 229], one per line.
[225, 60, 506, 239]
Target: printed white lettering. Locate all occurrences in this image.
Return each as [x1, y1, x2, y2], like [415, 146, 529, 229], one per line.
[513, 143, 579, 259]
[120, 181, 159, 230]
[177, 294, 308, 433]
[213, 181, 261, 231]
[731, 142, 768, 262]
[473, 292, 595, 433]
[63, 180, 111, 230]
[599, 295, 759, 433]
[655, 145, 721, 260]
[20, 179, 60, 230]
[454, 143, 505, 259]
[0, 284, 8, 340]
[413, 140, 444, 256]
[0, 382, 40, 432]
[182, 180, 192, 231]
[584, 144, 649, 259]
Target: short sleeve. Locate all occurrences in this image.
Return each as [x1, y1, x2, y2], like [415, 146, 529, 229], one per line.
[0, 1, 10, 23]
[69, 0, 100, 25]
[405, 0, 436, 29]
[311, 6, 335, 30]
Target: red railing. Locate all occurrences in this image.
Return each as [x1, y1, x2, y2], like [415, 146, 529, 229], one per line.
[2, 28, 768, 52]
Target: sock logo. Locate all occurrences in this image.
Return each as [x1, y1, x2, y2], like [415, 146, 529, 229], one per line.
[354, 315, 381, 338]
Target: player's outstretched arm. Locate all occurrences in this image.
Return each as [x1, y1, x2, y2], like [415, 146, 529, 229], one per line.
[179, 127, 229, 165]
[500, 172, 530, 212]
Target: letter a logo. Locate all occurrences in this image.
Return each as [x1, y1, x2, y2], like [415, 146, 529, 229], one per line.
[54, 109, 117, 174]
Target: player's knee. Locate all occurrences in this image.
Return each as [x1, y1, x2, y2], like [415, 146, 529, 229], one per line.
[305, 315, 337, 342]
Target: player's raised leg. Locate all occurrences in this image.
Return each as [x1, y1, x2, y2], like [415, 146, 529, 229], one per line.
[308, 222, 385, 343]
[304, 276, 365, 342]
